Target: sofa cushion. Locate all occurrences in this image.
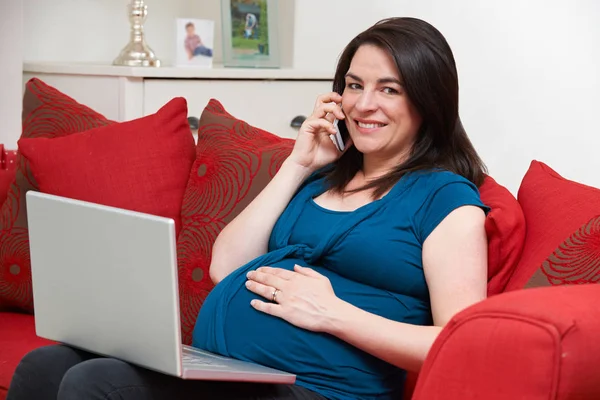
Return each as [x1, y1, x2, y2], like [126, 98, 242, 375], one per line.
[505, 161, 600, 290]
[0, 78, 114, 313]
[478, 175, 526, 296]
[176, 99, 294, 344]
[0, 144, 17, 173]
[18, 97, 196, 236]
[0, 312, 54, 398]
[412, 284, 600, 400]
[0, 171, 15, 207]
[0, 145, 17, 206]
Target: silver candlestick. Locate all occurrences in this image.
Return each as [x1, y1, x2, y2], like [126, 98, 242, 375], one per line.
[113, 0, 161, 67]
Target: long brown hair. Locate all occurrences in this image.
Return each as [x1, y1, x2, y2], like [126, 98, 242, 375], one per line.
[327, 17, 487, 198]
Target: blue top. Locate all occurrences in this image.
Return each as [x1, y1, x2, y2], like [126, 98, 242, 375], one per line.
[193, 169, 489, 400]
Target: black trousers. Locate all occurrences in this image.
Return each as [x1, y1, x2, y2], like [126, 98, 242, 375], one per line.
[7, 345, 327, 400]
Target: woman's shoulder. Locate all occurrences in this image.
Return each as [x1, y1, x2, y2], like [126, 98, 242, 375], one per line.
[409, 168, 476, 189]
[403, 169, 488, 242]
[401, 168, 487, 208]
[400, 168, 480, 202]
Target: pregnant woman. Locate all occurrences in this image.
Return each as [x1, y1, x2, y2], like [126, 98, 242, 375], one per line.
[8, 17, 489, 400]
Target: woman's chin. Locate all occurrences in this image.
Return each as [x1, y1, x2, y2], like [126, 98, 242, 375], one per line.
[351, 142, 379, 155]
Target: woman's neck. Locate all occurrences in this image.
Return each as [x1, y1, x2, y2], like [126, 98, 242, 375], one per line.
[361, 150, 410, 180]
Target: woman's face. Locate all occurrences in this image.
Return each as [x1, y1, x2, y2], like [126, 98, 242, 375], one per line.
[341, 44, 422, 162]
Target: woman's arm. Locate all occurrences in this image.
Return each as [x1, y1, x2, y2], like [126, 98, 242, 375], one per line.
[327, 307, 442, 372]
[247, 205, 487, 372]
[210, 92, 345, 284]
[325, 205, 488, 371]
[209, 160, 312, 284]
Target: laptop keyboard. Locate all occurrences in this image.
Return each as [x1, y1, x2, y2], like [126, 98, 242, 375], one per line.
[182, 354, 212, 366]
[181, 345, 296, 382]
[182, 345, 228, 368]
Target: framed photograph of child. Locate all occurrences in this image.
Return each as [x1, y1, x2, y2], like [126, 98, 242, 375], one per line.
[221, 0, 280, 68]
[175, 18, 215, 68]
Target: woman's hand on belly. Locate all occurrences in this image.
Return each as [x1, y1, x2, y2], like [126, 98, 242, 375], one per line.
[245, 264, 348, 332]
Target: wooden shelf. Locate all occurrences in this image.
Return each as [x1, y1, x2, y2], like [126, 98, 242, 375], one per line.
[23, 62, 334, 81]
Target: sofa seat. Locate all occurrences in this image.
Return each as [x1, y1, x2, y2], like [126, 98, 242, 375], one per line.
[0, 312, 53, 399]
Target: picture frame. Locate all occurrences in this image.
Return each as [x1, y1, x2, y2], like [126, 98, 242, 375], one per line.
[221, 0, 280, 68]
[175, 18, 215, 68]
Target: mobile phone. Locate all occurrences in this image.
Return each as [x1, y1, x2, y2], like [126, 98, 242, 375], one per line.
[330, 103, 349, 152]
[331, 119, 345, 152]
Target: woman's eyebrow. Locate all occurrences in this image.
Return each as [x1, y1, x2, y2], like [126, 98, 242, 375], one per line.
[345, 72, 362, 82]
[345, 73, 403, 86]
[378, 77, 403, 86]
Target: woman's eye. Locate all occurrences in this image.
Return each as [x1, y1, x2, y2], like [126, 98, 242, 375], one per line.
[383, 87, 399, 94]
[347, 83, 362, 90]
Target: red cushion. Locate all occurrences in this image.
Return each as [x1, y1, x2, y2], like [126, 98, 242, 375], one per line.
[478, 175, 526, 295]
[0, 170, 15, 206]
[413, 284, 600, 400]
[0, 145, 17, 173]
[18, 97, 196, 235]
[176, 99, 294, 344]
[0, 78, 115, 313]
[0, 312, 54, 397]
[506, 161, 600, 290]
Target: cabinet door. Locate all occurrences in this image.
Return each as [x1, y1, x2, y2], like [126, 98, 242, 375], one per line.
[143, 79, 332, 139]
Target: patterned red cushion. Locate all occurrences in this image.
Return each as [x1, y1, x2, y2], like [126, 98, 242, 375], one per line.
[0, 78, 114, 312]
[479, 175, 526, 296]
[177, 99, 294, 344]
[18, 97, 195, 236]
[0, 170, 16, 207]
[505, 161, 600, 290]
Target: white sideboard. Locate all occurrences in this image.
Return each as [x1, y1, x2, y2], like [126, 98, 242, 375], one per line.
[23, 62, 334, 139]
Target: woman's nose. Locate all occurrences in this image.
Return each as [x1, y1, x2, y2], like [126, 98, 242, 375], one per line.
[354, 91, 377, 113]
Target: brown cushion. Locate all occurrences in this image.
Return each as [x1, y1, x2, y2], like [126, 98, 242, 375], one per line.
[0, 78, 114, 312]
[176, 99, 294, 344]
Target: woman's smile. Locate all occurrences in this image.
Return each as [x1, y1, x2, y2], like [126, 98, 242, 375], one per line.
[352, 117, 388, 134]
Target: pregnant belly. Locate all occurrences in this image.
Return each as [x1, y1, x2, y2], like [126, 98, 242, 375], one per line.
[193, 258, 427, 397]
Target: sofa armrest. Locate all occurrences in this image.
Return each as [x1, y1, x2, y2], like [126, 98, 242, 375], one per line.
[412, 284, 600, 400]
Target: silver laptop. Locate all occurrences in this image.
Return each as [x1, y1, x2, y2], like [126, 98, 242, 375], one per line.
[26, 191, 296, 384]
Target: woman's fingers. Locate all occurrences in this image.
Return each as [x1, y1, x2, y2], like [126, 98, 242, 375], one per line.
[313, 93, 345, 121]
[245, 279, 281, 302]
[247, 269, 285, 290]
[256, 266, 295, 280]
[315, 102, 345, 121]
[250, 299, 284, 318]
[304, 118, 338, 135]
[293, 264, 326, 279]
[314, 92, 342, 110]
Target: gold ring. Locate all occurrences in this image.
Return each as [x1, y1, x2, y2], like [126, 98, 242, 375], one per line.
[272, 289, 280, 302]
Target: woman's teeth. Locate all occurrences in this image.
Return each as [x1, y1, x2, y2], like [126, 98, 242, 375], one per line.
[357, 122, 385, 129]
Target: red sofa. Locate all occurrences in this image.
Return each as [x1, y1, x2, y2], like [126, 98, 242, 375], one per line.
[0, 147, 56, 398]
[2, 155, 600, 400]
[1, 80, 599, 399]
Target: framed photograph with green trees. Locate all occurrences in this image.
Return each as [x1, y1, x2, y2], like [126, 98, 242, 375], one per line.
[221, 0, 280, 68]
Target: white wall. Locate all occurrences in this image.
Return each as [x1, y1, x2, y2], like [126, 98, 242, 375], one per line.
[405, 0, 600, 194]
[23, 0, 200, 65]
[295, 0, 600, 193]
[16, 0, 600, 193]
[21, 0, 295, 68]
[0, 0, 24, 145]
